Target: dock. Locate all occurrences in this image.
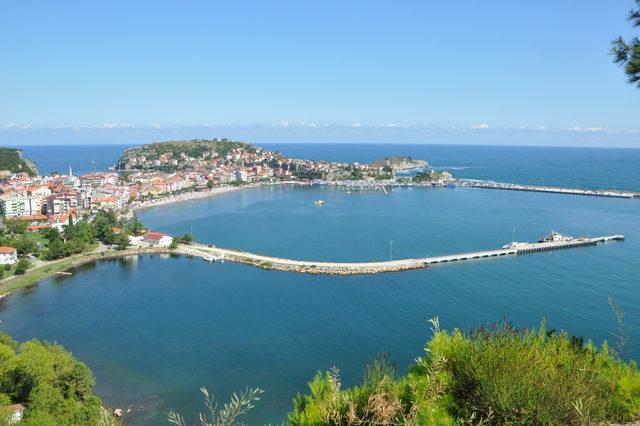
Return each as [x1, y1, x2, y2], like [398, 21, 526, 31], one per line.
[177, 234, 625, 275]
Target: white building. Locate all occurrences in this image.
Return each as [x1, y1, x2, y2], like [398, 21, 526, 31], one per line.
[0, 247, 18, 265]
[142, 232, 173, 247]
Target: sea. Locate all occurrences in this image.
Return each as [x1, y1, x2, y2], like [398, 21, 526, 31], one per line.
[0, 143, 639, 424]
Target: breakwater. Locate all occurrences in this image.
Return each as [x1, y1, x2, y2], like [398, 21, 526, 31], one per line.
[178, 235, 624, 275]
[457, 180, 639, 199]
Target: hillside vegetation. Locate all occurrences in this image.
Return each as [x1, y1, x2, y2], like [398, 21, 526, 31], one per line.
[0, 148, 38, 176]
[288, 320, 640, 425]
[116, 139, 264, 171]
[0, 332, 117, 425]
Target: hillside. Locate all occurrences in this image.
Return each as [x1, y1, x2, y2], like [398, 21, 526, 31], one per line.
[370, 156, 428, 171]
[0, 148, 38, 176]
[116, 139, 268, 171]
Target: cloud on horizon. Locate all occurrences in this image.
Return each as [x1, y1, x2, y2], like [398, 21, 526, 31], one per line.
[1, 122, 639, 147]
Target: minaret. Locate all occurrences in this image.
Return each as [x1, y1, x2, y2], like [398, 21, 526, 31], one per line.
[69, 165, 73, 177]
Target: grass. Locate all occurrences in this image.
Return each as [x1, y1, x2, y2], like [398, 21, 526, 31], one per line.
[288, 319, 640, 425]
[0, 256, 85, 296]
[0, 246, 172, 297]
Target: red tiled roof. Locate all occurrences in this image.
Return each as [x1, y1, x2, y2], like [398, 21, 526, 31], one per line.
[143, 232, 168, 241]
[13, 215, 48, 221]
[0, 246, 17, 254]
[28, 225, 51, 231]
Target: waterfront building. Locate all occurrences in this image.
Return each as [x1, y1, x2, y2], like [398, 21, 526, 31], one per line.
[0, 246, 18, 265]
[142, 231, 173, 247]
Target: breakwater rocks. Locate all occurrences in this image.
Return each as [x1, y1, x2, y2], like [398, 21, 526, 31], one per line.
[457, 180, 639, 199]
[179, 235, 624, 276]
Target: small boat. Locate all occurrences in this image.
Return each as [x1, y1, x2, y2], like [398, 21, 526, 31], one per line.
[314, 200, 326, 205]
[203, 255, 214, 263]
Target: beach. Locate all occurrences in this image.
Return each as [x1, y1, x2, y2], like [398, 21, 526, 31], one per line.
[130, 184, 256, 211]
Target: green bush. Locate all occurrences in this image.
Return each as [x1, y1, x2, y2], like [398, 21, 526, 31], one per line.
[288, 320, 640, 425]
[0, 333, 116, 425]
[14, 258, 31, 274]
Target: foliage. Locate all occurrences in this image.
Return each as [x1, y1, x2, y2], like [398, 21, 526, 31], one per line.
[0, 148, 37, 176]
[125, 217, 145, 236]
[117, 140, 264, 172]
[174, 233, 193, 244]
[612, 0, 640, 87]
[168, 386, 264, 426]
[4, 219, 28, 235]
[45, 238, 66, 260]
[413, 171, 451, 183]
[113, 233, 130, 251]
[92, 210, 118, 244]
[0, 332, 116, 425]
[288, 320, 640, 425]
[14, 258, 31, 274]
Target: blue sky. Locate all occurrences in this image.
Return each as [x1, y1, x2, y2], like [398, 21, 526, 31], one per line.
[1, 1, 639, 146]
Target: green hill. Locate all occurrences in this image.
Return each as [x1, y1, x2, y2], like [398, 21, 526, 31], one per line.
[0, 148, 38, 176]
[116, 139, 264, 171]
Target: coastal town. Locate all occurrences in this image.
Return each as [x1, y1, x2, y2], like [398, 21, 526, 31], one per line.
[0, 140, 445, 280]
[0, 140, 444, 238]
[0, 139, 635, 285]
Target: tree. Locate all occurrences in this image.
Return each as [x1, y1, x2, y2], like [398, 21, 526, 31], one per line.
[92, 210, 117, 241]
[113, 233, 130, 251]
[42, 228, 61, 243]
[612, 0, 640, 87]
[207, 180, 215, 189]
[14, 236, 38, 256]
[5, 219, 28, 235]
[46, 238, 66, 260]
[126, 217, 145, 236]
[14, 258, 31, 274]
[0, 332, 111, 425]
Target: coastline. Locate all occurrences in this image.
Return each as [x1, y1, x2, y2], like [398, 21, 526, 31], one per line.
[129, 181, 309, 212]
[0, 247, 176, 299]
[130, 184, 256, 212]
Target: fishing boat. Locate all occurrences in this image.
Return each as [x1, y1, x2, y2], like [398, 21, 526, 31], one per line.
[314, 199, 326, 205]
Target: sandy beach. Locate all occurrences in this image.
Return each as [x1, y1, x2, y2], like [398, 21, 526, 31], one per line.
[130, 184, 257, 211]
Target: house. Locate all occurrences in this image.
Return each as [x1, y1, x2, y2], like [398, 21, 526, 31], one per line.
[142, 232, 173, 247]
[2, 403, 25, 423]
[0, 247, 18, 265]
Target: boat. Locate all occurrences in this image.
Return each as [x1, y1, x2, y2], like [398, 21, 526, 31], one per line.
[203, 255, 214, 263]
[538, 232, 573, 243]
[314, 200, 326, 205]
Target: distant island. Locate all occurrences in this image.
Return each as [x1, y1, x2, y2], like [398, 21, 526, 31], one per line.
[0, 148, 38, 177]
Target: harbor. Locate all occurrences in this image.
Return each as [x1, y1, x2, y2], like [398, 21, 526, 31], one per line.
[177, 233, 625, 275]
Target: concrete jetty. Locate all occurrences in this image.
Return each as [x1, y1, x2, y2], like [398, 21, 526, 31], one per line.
[177, 234, 624, 275]
[457, 180, 639, 199]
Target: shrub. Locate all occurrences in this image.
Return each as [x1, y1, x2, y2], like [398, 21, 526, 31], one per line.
[14, 258, 31, 274]
[288, 320, 640, 425]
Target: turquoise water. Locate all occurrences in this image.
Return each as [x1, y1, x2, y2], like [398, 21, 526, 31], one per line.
[1, 184, 639, 424]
